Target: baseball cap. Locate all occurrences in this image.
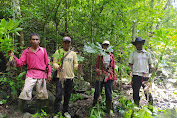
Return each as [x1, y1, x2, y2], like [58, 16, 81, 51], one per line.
[102, 40, 110, 45]
[63, 36, 71, 42]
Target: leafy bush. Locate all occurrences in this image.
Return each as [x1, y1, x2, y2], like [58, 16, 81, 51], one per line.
[0, 18, 22, 57]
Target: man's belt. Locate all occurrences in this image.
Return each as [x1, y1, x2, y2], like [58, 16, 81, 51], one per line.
[28, 68, 47, 73]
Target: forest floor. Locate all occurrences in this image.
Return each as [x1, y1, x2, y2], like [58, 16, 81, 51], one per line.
[1, 77, 177, 118]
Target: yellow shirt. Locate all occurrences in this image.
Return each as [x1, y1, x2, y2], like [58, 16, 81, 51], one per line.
[53, 48, 78, 79]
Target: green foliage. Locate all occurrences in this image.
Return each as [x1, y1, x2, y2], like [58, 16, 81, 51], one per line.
[0, 95, 10, 105]
[156, 108, 177, 118]
[90, 104, 105, 118]
[55, 112, 64, 118]
[0, 8, 13, 19]
[117, 96, 152, 118]
[138, 105, 153, 118]
[89, 92, 106, 118]
[0, 71, 25, 96]
[84, 88, 95, 96]
[70, 93, 83, 102]
[0, 18, 22, 57]
[32, 109, 47, 118]
[77, 54, 85, 64]
[84, 42, 113, 56]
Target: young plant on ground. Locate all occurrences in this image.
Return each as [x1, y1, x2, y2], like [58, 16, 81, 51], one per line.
[89, 91, 106, 118]
[116, 96, 152, 118]
[70, 93, 84, 102]
[32, 109, 47, 118]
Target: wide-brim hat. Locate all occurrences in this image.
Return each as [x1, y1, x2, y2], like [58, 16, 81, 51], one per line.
[131, 37, 146, 45]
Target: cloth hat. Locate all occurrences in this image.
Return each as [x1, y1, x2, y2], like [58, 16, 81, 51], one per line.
[131, 37, 146, 45]
[102, 40, 110, 45]
[63, 36, 71, 42]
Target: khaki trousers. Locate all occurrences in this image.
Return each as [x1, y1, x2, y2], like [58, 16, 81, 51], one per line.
[19, 77, 48, 100]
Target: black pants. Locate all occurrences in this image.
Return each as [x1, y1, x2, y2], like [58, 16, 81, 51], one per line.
[94, 80, 113, 101]
[54, 78, 73, 114]
[132, 75, 153, 105]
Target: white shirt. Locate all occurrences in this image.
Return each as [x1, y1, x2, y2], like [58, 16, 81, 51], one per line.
[129, 50, 152, 77]
[103, 54, 110, 69]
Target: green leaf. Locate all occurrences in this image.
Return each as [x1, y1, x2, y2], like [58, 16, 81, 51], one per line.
[10, 20, 21, 30]
[52, 53, 59, 58]
[11, 86, 17, 95]
[7, 19, 14, 30]
[9, 81, 14, 86]
[84, 43, 97, 53]
[0, 101, 3, 105]
[8, 28, 23, 33]
[14, 31, 20, 36]
[16, 71, 26, 79]
[1, 18, 7, 27]
[77, 55, 84, 62]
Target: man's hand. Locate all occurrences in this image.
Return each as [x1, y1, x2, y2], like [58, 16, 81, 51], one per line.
[8, 51, 14, 57]
[96, 69, 102, 76]
[78, 64, 84, 76]
[149, 67, 157, 73]
[48, 74, 52, 82]
[57, 65, 62, 71]
[8, 51, 15, 62]
[114, 80, 117, 85]
[108, 68, 112, 73]
[128, 71, 132, 77]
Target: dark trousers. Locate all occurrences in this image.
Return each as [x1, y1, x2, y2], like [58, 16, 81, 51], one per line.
[54, 78, 73, 114]
[132, 75, 153, 105]
[94, 80, 113, 101]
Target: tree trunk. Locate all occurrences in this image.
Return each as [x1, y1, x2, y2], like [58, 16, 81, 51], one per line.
[53, 0, 62, 49]
[131, 21, 136, 41]
[149, 0, 154, 30]
[65, 0, 68, 36]
[90, 0, 94, 84]
[11, 0, 24, 54]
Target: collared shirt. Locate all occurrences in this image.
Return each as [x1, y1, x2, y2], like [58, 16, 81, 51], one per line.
[96, 53, 117, 82]
[129, 49, 152, 77]
[53, 48, 78, 79]
[14, 46, 52, 79]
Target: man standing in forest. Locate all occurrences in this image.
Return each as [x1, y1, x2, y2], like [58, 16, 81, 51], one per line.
[53, 36, 78, 118]
[9, 33, 52, 113]
[129, 37, 154, 110]
[92, 40, 117, 116]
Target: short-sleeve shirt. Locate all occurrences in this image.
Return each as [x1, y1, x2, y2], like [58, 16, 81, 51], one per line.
[129, 49, 152, 77]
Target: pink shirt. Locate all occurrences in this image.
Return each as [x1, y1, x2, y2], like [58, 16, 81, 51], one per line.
[14, 47, 52, 79]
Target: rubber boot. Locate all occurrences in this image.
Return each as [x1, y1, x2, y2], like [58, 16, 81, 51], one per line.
[148, 100, 153, 113]
[106, 100, 115, 117]
[18, 99, 25, 113]
[92, 99, 97, 107]
[36, 99, 42, 113]
[134, 100, 139, 107]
